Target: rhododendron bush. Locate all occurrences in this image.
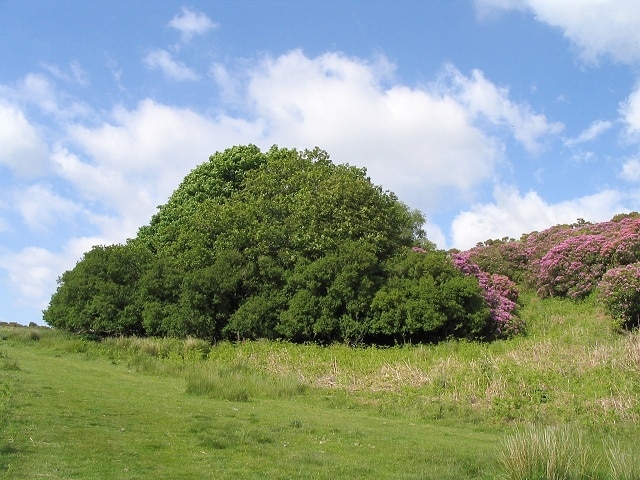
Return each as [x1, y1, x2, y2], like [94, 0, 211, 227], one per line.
[533, 234, 609, 299]
[468, 214, 640, 296]
[464, 213, 640, 330]
[451, 252, 522, 337]
[598, 264, 640, 329]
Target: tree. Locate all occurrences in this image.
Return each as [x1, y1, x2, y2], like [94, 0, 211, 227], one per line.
[44, 243, 151, 336]
[370, 249, 489, 343]
[45, 145, 501, 344]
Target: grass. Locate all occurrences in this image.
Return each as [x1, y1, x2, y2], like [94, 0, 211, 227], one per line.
[184, 361, 307, 401]
[1, 293, 640, 478]
[0, 341, 500, 479]
[500, 424, 596, 479]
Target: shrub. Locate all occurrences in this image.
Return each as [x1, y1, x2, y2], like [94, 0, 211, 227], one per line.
[597, 264, 640, 329]
[468, 214, 640, 302]
[534, 234, 609, 299]
[370, 249, 490, 342]
[451, 252, 522, 337]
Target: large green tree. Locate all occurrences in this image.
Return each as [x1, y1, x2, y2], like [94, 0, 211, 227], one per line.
[44, 145, 489, 343]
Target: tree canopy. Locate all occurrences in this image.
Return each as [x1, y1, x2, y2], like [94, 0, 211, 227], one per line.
[44, 145, 495, 343]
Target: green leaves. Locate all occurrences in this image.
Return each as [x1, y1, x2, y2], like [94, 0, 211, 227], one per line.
[370, 250, 489, 343]
[44, 244, 151, 336]
[44, 144, 491, 344]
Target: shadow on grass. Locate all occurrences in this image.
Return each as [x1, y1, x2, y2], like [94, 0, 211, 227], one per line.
[0, 443, 21, 472]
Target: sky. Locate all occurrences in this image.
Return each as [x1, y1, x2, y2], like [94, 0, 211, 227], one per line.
[2, 0, 640, 325]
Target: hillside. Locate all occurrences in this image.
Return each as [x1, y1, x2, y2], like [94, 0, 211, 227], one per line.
[2, 291, 640, 478]
[466, 212, 640, 329]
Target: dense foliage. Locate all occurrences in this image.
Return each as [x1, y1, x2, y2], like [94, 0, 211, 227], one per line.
[452, 251, 522, 336]
[598, 264, 640, 329]
[44, 143, 640, 340]
[468, 213, 640, 330]
[44, 145, 501, 343]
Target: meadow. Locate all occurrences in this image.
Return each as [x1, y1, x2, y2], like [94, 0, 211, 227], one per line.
[1, 292, 640, 479]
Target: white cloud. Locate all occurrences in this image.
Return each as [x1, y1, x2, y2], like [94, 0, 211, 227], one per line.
[105, 54, 125, 91]
[168, 7, 217, 42]
[244, 51, 506, 205]
[476, 0, 640, 64]
[620, 86, 640, 139]
[451, 185, 627, 249]
[5, 73, 91, 120]
[0, 246, 68, 310]
[18, 73, 58, 114]
[42, 61, 89, 87]
[424, 221, 447, 250]
[144, 49, 199, 81]
[620, 158, 640, 181]
[475, 0, 527, 18]
[0, 103, 48, 176]
[13, 183, 83, 231]
[564, 119, 612, 146]
[0, 236, 107, 314]
[210, 62, 243, 105]
[441, 66, 564, 153]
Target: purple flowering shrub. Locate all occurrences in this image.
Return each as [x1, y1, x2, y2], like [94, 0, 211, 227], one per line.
[599, 216, 640, 265]
[467, 239, 529, 283]
[533, 234, 610, 299]
[451, 251, 522, 337]
[452, 213, 640, 331]
[598, 263, 640, 329]
[466, 214, 640, 303]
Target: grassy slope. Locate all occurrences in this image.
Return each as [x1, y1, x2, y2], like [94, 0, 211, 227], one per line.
[1, 293, 640, 479]
[0, 337, 500, 479]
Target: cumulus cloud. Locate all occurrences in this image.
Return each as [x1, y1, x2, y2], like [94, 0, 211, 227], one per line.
[168, 7, 217, 43]
[451, 185, 627, 249]
[620, 86, 640, 139]
[620, 158, 640, 182]
[441, 66, 564, 153]
[144, 49, 199, 81]
[0, 246, 66, 309]
[0, 103, 48, 176]
[0, 236, 107, 312]
[13, 183, 83, 231]
[476, 0, 640, 64]
[4, 73, 92, 120]
[242, 51, 515, 204]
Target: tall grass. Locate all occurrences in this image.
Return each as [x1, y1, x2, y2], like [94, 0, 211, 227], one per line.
[606, 440, 640, 480]
[185, 361, 306, 401]
[500, 424, 640, 480]
[499, 424, 596, 480]
[102, 335, 211, 360]
[5, 291, 637, 427]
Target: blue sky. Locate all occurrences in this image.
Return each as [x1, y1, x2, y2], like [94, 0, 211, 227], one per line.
[3, 0, 640, 325]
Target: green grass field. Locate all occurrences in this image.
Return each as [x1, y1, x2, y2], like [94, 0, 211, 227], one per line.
[1, 293, 639, 479]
